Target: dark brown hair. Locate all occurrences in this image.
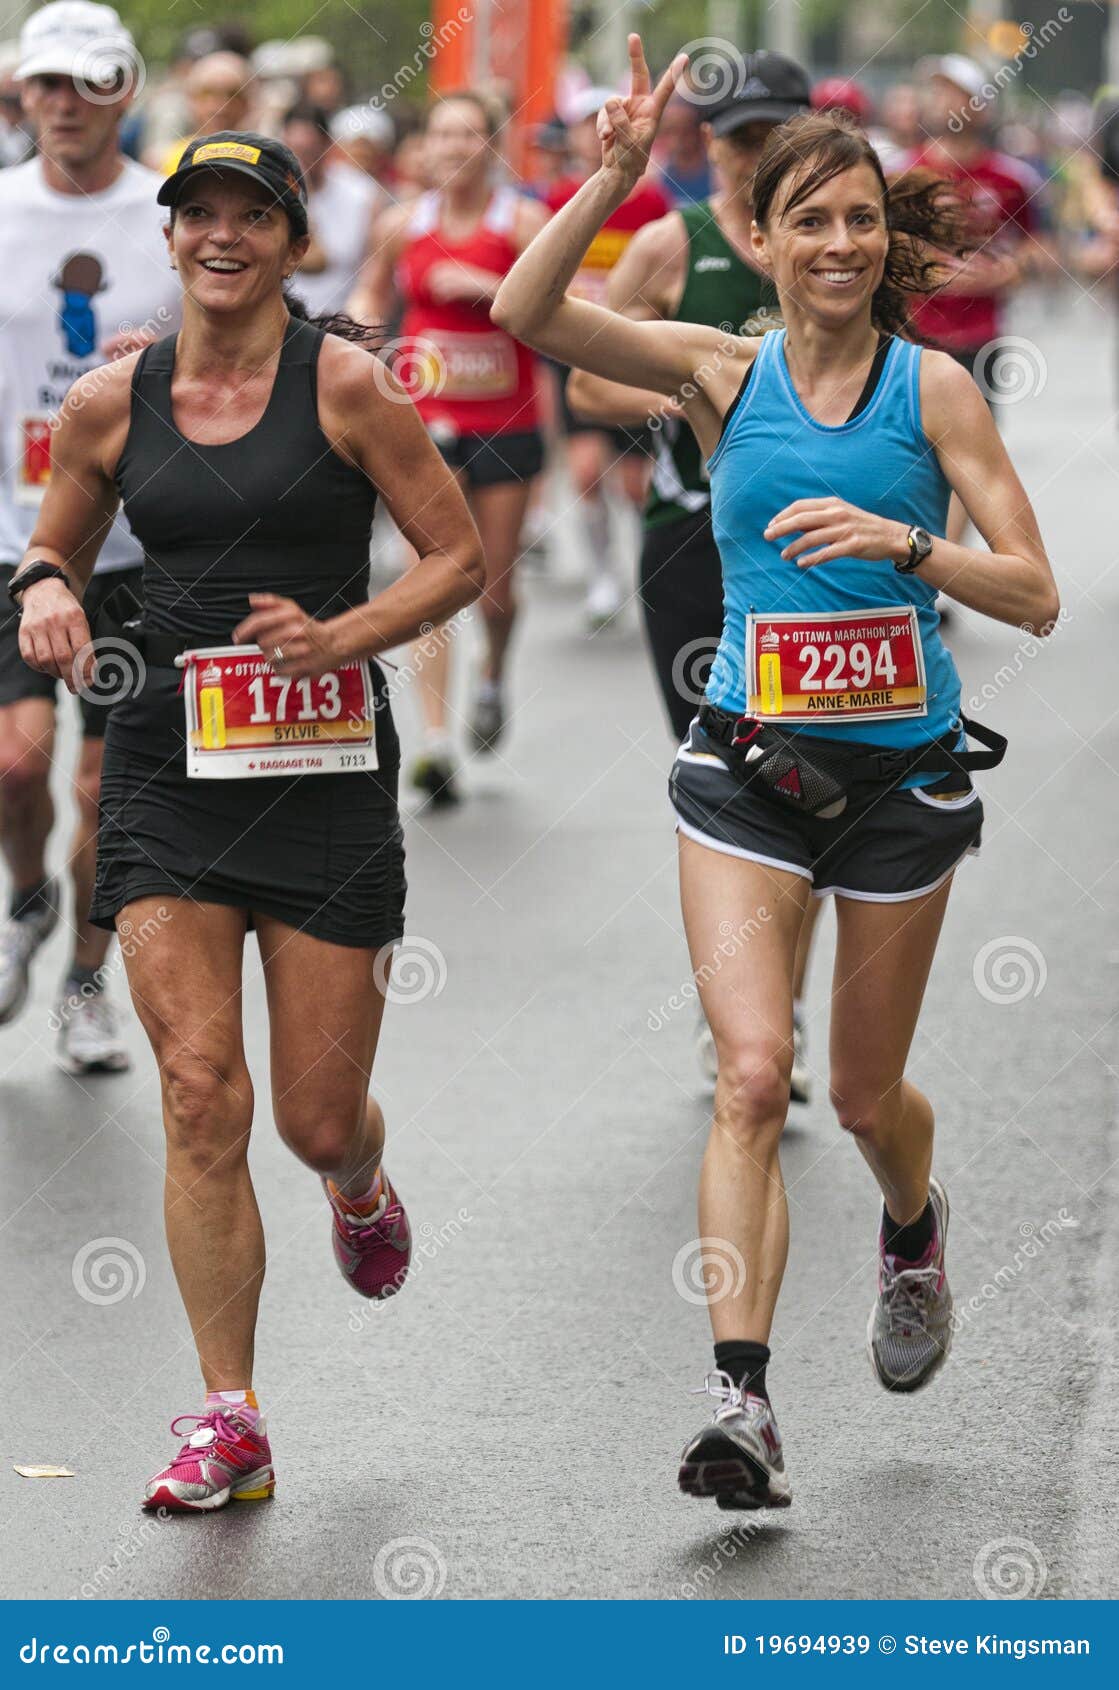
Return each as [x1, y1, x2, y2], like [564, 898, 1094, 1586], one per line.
[751, 111, 972, 337]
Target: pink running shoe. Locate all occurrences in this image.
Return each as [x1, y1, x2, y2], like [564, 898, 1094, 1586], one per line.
[325, 1172, 412, 1299]
[142, 1409, 274, 1513]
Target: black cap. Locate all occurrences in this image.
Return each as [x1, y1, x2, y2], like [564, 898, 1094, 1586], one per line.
[157, 132, 309, 235]
[706, 51, 812, 136]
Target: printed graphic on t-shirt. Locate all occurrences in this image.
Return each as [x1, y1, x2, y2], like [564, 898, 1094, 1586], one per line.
[53, 252, 107, 358]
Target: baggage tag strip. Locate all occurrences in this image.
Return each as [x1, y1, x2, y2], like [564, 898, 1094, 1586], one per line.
[182, 646, 378, 780]
[746, 607, 928, 723]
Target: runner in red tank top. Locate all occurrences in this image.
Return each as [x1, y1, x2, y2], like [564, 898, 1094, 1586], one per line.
[352, 92, 548, 802]
[892, 57, 1047, 548]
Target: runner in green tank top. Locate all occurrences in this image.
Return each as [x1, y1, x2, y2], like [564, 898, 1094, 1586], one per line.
[567, 56, 821, 1098]
[644, 199, 776, 531]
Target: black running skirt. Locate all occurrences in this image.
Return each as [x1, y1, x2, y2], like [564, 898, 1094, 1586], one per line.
[89, 660, 406, 950]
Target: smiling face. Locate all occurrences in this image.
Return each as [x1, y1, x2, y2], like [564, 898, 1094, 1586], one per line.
[167, 169, 309, 315]
[753, 159, 887, 326]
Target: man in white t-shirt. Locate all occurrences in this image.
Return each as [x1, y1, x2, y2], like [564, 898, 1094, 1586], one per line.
[0, 3, 181, 1070]
[281, 102, 381, 316]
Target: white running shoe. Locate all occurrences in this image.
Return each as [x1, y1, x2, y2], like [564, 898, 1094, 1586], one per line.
[56, 989, 131, 1075]
[694, 1009, 718, 1092]
[585, 572, 622, 630]
[0, 887, 60, 1025]
[678, 1370, 792, 1509]
[867, 1177, 953, 1392]
[789, 1013, 812, 1106]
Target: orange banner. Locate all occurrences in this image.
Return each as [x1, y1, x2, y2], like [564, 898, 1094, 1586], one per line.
[429, 0, 568, 165]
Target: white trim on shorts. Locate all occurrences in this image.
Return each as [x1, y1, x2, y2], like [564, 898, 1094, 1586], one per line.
[813, 843, 980, 904]
[908, 783, 981, 812]
[674, 815, 813, 882]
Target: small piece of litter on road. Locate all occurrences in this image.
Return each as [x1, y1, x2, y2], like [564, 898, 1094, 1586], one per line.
[13, 1465, 74, 1479]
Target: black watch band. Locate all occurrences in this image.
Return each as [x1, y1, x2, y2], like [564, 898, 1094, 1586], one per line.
[895, 526, 932, 575]
[8, 562, 71, 609]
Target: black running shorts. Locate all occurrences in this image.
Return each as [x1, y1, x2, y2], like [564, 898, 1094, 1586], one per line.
[670, 717, 983, 902]
[433, 428, 545, 489]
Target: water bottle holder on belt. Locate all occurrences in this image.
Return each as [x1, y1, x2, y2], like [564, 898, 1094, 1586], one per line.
[696, 704, 1006, 820]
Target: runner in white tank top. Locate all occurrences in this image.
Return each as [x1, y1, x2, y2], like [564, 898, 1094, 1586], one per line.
[0, 4, 181, 1072]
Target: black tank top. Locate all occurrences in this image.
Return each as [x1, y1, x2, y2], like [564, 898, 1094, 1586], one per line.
[114, 316, 377, 641]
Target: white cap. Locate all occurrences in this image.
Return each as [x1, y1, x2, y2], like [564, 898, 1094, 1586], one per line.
[330, 105, 395, 148]
[251, 36, 334, 79]
[921, 54, 988, 104]
[15, 2, 135, 83]
[565, 85, 618, 125]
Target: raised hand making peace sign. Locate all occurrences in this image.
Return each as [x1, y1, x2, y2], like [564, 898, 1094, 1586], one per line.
[597, 34, 689, 184]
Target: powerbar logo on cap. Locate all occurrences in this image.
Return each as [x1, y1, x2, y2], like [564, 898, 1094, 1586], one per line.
[192, 141, 263, 165]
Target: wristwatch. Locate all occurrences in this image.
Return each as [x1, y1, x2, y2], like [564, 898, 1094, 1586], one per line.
[8, 561, 71, 609]
[895, 525, 933, 575]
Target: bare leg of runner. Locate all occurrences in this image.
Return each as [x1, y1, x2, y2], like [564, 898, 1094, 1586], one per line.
[827, 878, 953, 1224]
[678, 834, 809, 1342]
[0, 698, 55, 893]
[69, 736, 114, 973]
[256, 916, 389, 1194]
[120, 899, 260, 1390]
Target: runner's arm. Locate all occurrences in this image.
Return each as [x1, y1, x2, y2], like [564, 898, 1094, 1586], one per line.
[769, 353, 1058, 634]
[346, 201, 409, 324]
[492, 165, 723, 400]
[566, 213, 687, 426]
[235, 339, 486, 672]
[918, 352, 1058, 632]
[12, 365, 132, 687]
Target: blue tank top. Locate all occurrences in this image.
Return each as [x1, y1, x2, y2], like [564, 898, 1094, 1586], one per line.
[706, 330, 962, 783]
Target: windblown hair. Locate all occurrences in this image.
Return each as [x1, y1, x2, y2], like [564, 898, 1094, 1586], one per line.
[283, 287, 383, 350]
[750, 110, 973, 338]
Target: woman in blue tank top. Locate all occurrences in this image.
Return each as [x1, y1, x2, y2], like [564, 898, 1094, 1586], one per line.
[495, 37, 1058, 1511]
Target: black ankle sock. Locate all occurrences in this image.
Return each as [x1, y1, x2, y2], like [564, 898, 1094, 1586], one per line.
[64, 964, 101, 997]
[10, 878, 50, 921]
[882, 1198, 935, 1262]
[714, 1340, 770, 1402]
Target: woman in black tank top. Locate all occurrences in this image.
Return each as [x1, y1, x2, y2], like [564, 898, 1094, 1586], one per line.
[11, 134, 484, 1511]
